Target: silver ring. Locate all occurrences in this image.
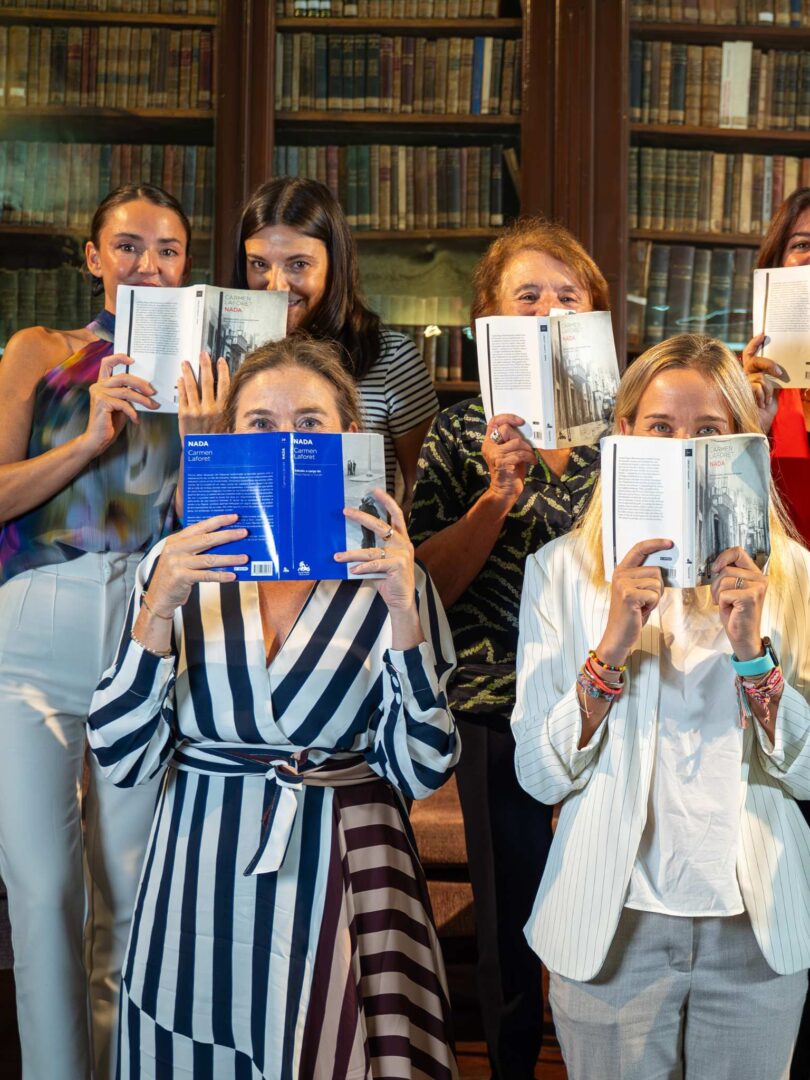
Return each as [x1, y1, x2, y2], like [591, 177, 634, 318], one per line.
[490, 428, 503, 444]
[382, 525, 394, 541]
[378, 548, 387, 560]
[735, 576, 745, 590]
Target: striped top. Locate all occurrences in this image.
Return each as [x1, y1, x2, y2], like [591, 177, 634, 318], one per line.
[87, 547, 460, 1072]
[512, 531, 810, 980]
[358, 329, 438, 494]
[0, 311, 180, 585]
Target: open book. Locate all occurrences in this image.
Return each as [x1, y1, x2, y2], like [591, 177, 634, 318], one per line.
[601, 433, 770, 588]
[114, 284, 288, 411]
[183, 431, 386, 581]
[475, 311, 620, 449]
[753, 264, 810, 387]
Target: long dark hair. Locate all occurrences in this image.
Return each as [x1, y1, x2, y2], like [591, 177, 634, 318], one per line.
[232, 177, 381, 380]
[757, 187, 810, 269]
[88, 183, 192, 297]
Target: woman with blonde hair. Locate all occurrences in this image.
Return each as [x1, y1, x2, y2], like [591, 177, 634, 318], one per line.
[512, 333, 810, 1080]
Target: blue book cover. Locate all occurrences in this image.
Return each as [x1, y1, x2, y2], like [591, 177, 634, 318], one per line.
[471, 37, 485, 115]
[183, 432, 387, 580]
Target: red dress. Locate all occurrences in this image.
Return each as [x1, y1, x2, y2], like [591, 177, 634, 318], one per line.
[771, 388, 810, 548]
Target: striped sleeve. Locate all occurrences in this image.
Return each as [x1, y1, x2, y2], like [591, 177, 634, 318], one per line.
[511, 551, 608, 805]
[369, 567, 459, 800]
[382, 331, 438, 438]
[87, 544, 177, 787]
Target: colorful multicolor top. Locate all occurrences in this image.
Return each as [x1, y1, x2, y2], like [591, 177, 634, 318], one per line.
[409, 396, 600, 726]
[0, 311, 180, 585]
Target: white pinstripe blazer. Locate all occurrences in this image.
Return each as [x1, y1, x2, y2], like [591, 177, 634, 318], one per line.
[512, 532, 810, 980]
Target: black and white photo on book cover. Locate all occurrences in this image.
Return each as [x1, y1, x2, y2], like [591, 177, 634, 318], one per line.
[475, 311, 620, 449]
[114, 284, 288, 410]
[602, 433, 770, 588]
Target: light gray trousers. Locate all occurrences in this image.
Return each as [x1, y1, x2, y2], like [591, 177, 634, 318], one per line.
[550, 906, 808, 1080]
[0, 554, 163, 1080]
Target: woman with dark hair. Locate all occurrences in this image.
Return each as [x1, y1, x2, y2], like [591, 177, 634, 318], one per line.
[87, 336, 460, 1078]
[0, 183, 191, 1078]
[409, 216, 611, 1080]
[742, 187, 810, 548]
[231, 176, 438, 502]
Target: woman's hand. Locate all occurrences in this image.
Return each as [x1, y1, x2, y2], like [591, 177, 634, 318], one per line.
[481, 413, 538, 511]
[178, 352, 231, 438]
[81, 354, 158, 456]
[596, 539, 672, 666]
[336, 489, 423, 649]
[143, 514, 249, 618]
[741, 334, 789, 434]
[710, 547, 768, 660]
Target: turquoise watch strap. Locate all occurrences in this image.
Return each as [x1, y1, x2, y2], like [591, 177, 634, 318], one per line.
[730, 638, 778, 677]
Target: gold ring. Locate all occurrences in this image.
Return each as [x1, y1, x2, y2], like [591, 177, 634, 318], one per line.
[379, 548, 387, 560]
[383, 525, 394, 541]
[735, 577, 745, 590]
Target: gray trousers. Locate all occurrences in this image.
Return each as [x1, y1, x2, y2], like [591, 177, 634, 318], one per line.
[549, 906, 808, 1080]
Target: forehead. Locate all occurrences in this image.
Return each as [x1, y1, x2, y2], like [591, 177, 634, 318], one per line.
[639, 367, 731, 414]
[500, 248, 585, 289]
[245, 224, 328, 257]
[99, 199, 186, 242]
[789, 206, 810, 235]
[236, 365, 340, 410]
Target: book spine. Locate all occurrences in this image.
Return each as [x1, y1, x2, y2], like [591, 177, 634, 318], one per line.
[644, 244, 672, 346]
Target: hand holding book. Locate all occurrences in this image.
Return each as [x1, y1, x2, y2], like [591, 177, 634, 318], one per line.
[740, 333, 790, 434]
[481, 413, 537, 512]
[596, 538, 672, 668]
[709, 546, 769, 663]
[81, 353, 159, 458]
[178, 352, 231, 437]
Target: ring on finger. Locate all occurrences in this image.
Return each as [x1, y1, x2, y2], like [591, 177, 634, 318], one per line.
[734, 576, 745, 590]
[490, 428, 503, 444]
[382, 525, 394, 541]
[378, 547, 387, 560]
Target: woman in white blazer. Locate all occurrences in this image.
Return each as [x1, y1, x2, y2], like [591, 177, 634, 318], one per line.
[512, 333, 810, 1080]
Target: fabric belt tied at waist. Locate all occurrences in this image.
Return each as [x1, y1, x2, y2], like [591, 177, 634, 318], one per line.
[169, 744, 378, 876]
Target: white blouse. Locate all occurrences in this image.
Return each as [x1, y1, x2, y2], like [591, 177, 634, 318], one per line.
[625, 587, 745, 917]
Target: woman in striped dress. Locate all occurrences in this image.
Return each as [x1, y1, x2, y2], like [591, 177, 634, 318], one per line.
[87, 336, 460, 1079]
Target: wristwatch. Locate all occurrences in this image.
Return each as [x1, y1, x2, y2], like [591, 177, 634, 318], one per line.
[730, 636, 779, 677]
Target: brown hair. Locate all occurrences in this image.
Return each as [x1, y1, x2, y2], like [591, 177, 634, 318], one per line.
[470, 215, 611, 323]
[220, 335, 363, 434]
[232, 177, 381, 380]
[88, 183, 192, 297]
[577, 333, 797, 583]
[757, 187, 810, 269]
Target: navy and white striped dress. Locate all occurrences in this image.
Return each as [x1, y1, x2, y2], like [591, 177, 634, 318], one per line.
[88, 541, 460, 1079]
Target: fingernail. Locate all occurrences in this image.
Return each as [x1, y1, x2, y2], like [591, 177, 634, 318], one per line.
[763, 335, 770, 346]
[775, 365, 784, 378]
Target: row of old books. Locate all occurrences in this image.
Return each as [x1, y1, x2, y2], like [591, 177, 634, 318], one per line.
[0, 267, 95, 350]
[629, 41, 810, 129]
[629, 147, 810, 234]
[274, 143, 506, 229]
[630, 0, 810, 24]
[275, 2, 500, 15]
[0, 1, 216, 10]
[369, 293, 476, 382]
[275, 33, 521, 115]
[0, 141, 214, 232]
[627, 240, 755, 350]
[0, 25, 215, 110]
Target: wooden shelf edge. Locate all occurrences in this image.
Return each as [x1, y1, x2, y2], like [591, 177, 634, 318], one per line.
[630, 229, 761, 248]
[434, 380, 479, 392]
[0, 6, 217, 27]
[276, 16, 522, 34]
[0, 106, 214, 121]
[630, 122, 810, 142]
[0, 223, 212, 241]
[353, 228, 501, 240]
[275, 110, 520, 126]
[630, 19, 810, 46]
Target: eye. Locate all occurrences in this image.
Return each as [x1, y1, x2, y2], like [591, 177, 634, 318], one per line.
[248, 258, 267, 271]
[289, 259, 310, 272]
[117, 242, 136, 253]
[790, 240, 810, 251]
[160, 247, 181, 258]
[250, 417, 272, 431]
[649, 422, 672, 435]
[697, 424, 722, 436]
[297, 415, 323, 430]
[560, 294, 580, 305]
[519, 292, 538, 303]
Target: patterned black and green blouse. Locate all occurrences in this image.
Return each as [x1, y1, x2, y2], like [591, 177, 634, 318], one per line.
[409, 396, 600, 726]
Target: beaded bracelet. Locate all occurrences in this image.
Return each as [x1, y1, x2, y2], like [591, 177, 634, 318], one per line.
[141, 593, 174, 622]
[588, 649, 627, 674]
[577, 656, 625, 701]
[739, 666, 784, 710]
[130, 629, 172, 659]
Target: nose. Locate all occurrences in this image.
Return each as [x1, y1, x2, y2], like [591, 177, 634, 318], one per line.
[265, 266, 289, 292]
[137, 248, 158, 274]
[531, 290, 556, 317]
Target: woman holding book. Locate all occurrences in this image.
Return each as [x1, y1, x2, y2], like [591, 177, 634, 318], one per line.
[742, 186, 810, 548]
[0, 183, 191, 1079]
[230, 176, 437, 504]
[86, 335, 459, 1079]
[408, 216, 611, 1080]
[512, 334, 810, 1080]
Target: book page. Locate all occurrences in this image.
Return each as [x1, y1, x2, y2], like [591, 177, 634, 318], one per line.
[194, 287, 288, 375]
[114, 285, 194, 411]
[694, 433, 770, 585]
[550, 310, 620, 448]
[753, 266, 810, 386]
[601, 436, 689, 587]
[475, 315, 550, 447]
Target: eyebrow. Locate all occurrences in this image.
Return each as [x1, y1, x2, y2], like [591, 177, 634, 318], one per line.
[112, 231, 183, 245]
[511, 280, 582, 294]
[788, 230, 810, 239]
[242, 405, 329, 416]
[643, 412, 728, 422]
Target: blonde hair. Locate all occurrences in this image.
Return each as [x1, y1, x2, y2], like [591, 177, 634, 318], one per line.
[578, 334, 797, 587]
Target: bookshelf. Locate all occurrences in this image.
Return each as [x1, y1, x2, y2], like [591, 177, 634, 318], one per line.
[0, 1, 220, 348]
[625, 10, 810, 355]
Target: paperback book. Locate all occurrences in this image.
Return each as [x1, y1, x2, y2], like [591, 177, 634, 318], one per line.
[475, 311, 620, 449]
[114, 285, 288, 411]
[183, 431, 387, 581]
[753, 264, 810, 387]
[601, 433, 771, 589]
